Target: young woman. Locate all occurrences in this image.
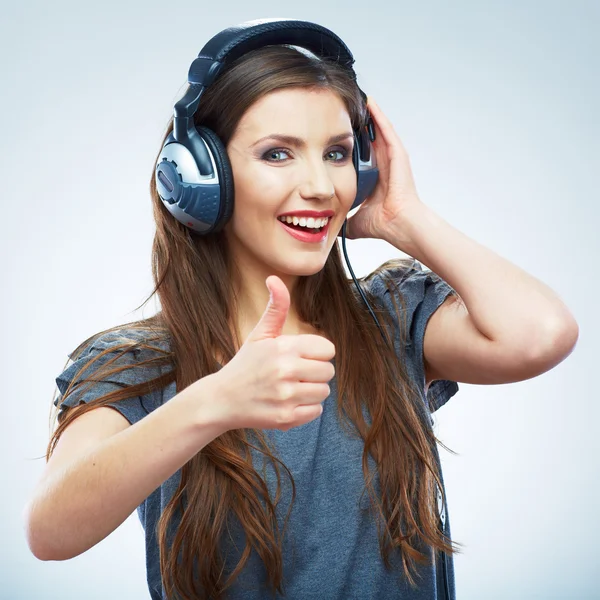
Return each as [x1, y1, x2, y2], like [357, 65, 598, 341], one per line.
[24, 20, 578, 600]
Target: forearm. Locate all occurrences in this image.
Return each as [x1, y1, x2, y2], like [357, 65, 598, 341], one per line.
[25, 374, 226, 561]
[382, 202, 578, 351]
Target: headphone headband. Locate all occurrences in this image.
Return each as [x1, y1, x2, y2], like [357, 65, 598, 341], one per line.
[172, 18, 363, 170]
[187, 18, 356, 92]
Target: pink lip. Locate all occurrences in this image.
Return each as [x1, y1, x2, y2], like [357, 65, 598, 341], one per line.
[278, 209, 334, 218]
[278, 218, 331, 243]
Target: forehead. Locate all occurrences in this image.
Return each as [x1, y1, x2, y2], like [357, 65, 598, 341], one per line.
[234, 87, 351, 139]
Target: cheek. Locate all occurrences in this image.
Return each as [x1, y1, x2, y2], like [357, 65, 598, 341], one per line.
[230, 171, 278, 220]
[232, 161, 289, 204]
[335, 170, 358, 211]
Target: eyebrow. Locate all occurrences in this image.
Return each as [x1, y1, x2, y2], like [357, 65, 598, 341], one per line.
[250, 132, 354, 148]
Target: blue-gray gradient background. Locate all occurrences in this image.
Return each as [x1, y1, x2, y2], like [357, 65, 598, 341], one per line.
[4, 1, 597, 598]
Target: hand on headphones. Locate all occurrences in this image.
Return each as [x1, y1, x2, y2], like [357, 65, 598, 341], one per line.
[344, 98, 424, 242]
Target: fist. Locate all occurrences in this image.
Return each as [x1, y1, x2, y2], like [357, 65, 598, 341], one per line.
[213, 276, 336, 432]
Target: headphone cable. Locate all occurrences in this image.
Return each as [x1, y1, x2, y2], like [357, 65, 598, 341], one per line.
[340, 219, 451, 600]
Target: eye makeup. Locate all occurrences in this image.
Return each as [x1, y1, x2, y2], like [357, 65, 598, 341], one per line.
[259, 145, 353, 163]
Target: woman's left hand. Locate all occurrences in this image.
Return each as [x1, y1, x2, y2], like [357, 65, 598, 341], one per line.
[344, 97, 424, 240]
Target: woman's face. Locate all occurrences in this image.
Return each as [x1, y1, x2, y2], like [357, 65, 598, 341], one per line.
[224, 87, 357, 283]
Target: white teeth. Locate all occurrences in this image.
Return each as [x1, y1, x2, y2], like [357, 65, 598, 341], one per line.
[278, 216, 329, 229]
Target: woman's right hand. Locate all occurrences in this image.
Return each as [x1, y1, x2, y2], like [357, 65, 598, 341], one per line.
[210, 275, 336, 432]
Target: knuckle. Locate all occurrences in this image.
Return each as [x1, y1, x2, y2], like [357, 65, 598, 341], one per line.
[275, 336, 292, 354]
[327, 341, 336, 358]
[276, 381, 294, 402]
[276, 406, 295, 426]
[275, 360, 295, 382]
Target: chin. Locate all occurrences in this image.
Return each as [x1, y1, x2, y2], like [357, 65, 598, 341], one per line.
[277, 256, 327, 277]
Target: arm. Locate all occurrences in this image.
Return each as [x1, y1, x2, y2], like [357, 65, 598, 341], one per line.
[382, 202, 579, 386]
[23, 374, 227, 561]
[358, 97, 578, 387]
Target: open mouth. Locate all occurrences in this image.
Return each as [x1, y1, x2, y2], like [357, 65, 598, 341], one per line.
[277, 215, 331, 242]
[277, 215, 329, 234]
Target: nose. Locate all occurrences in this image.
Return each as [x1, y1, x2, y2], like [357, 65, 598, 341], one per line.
[297, 154, 335, 202]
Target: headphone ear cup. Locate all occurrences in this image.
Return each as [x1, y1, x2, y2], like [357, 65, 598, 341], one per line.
[352, 131, 360, 173]
[351, 131, 362, 209]
[196, 126, 235, 231]
[351, 128, 379, 211]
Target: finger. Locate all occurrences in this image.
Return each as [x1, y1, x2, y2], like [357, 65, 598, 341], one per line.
[277, 401, 325, 431]
[368, 97, 407, 156]
[295, 382, 331, 404]
[290, 403, 324, 426]
[247, 276, 290, 341]
[280, 334, 336, 361]
[285, 358, 335, 383]
[271, 381, 331, 406]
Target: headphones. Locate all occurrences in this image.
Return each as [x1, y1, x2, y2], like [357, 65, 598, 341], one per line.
[154, 18, 379, 235]
[154, 18, 451, 600]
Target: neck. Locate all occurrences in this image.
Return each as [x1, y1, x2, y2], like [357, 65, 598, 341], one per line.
[231, 266, 305, 342]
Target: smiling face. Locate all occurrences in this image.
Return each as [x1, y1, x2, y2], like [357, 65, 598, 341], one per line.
[224, 86, 357, 292]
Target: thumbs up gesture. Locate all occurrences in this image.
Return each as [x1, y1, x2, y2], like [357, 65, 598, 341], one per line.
[213, 276, 336, 432]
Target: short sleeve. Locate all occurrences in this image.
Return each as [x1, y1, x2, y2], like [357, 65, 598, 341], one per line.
[367, 258, 460, 413]
[54, 331, 169, 425]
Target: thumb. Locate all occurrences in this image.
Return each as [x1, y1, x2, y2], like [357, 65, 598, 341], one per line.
[247, 276, 290, 341]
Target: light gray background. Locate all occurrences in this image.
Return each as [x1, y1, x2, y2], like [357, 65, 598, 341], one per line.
[3, 1, 597, 598]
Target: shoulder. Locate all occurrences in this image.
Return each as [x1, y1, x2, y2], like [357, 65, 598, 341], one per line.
[361, 257, 453, 317]
[68, 326, 171, 361]
[60, 326, 173, 393]
[55, 325, 174, 423]
[361, 256, 420, 295]
[360, 257, 460, 412]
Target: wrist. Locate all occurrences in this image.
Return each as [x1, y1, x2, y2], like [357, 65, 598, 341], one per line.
[380, 201, 435, 256]
[179, 373, 232, 438]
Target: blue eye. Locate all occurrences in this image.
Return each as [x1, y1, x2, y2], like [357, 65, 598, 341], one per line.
[261, 147, 351, 163]
[263, 149, 291, 162]
[326, 149, 349, 161]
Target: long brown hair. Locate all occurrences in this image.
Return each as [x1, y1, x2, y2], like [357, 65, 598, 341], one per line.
[48, 45, 462, 599]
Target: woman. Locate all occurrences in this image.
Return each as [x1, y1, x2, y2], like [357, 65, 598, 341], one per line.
[24, 19, 578, 600]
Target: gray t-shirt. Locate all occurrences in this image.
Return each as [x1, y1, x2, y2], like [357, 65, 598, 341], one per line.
[55, 260, 460, 599]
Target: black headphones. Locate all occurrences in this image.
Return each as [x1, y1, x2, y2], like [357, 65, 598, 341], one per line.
[154, 18, 451, 600]
[154, 18, 379, 235]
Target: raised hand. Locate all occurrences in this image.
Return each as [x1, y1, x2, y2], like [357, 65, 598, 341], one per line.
[212, 275, 336, 432]
[344, 97, 424, 241]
